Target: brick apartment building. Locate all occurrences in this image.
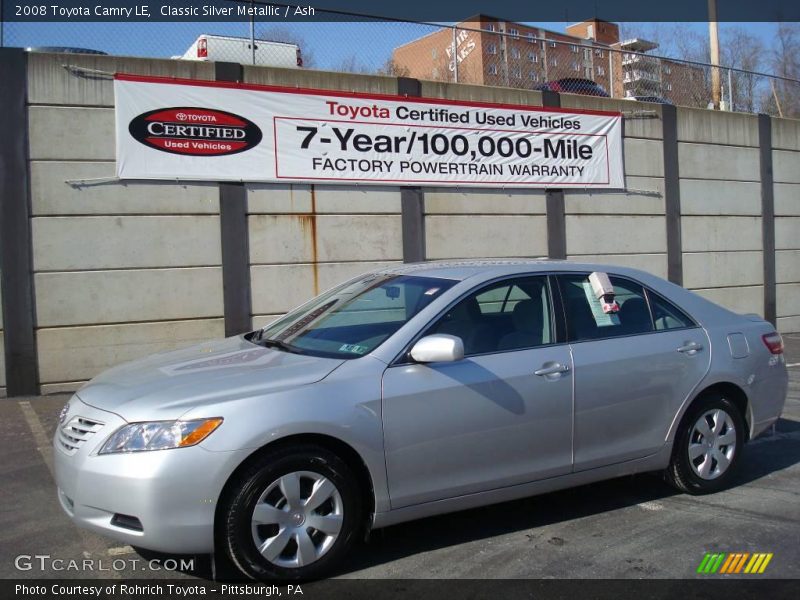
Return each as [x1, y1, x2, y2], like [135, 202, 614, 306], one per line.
[392, 16, 706, 106]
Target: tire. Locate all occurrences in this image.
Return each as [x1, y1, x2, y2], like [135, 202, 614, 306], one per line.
[666, 392, 746, 495]
[220, 444, 363, 581]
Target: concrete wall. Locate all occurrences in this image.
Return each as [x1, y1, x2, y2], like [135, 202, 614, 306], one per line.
[26, 54, 227, 393]
[676, 108, 765, 316]
[3, 52, 798, 395]
[773, 118, 800, 334]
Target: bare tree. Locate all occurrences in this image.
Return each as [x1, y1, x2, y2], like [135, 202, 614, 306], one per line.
[764, 23, 800, 118]
[721, 27, 764, 113]
[258, 25, 316, 68]
[377, 58, 410, 77]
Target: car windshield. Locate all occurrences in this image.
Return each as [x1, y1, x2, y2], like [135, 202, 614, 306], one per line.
[253, 274, 457, 359]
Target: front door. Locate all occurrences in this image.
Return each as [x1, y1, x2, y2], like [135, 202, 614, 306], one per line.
[381, 275, 574, 509]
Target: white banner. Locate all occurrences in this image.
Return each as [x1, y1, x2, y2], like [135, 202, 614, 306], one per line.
[115, 74, 625, 189]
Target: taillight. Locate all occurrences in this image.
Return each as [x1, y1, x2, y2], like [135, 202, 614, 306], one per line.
[762, 332, 784, 355]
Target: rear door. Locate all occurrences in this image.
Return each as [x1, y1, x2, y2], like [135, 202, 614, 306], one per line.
[557, 273, 710, 471]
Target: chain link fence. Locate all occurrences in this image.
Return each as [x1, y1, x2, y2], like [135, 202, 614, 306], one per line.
[3, 6, 799, 118]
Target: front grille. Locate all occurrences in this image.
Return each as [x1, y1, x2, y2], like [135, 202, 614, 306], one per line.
[57, 416, 104, 455]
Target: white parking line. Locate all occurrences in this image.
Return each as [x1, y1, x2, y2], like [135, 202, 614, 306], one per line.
[786, 362, 800, 368]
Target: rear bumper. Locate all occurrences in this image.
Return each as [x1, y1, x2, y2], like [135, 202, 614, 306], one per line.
[53, 397, 249, 554]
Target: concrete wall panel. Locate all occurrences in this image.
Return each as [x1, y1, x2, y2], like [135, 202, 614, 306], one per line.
[27, 53, 215, 106]
[683, 251, 764, 289]
[35, 268, 223, 327]
[676, 107, 759, 147]
[777, 283, 800, 318]
[692, 286, 763, 315]
[776, 217, 800, 250]
[681, 216, 762, 252]
[566, 215, 666, 255]
[424, 188, 547, 215]
[426, 215, 548, 259]
[624, 139, 664, 178]
[37, 319, 224, 384]
[565, 177, 664, 215]
[680, 179, 761, 216]
[679, 143, 760, 182]
[773, 150, 800, 184]
[777, 250, 800, 284]
[251, 261, 397, 315]
[31, 162, 219, 216]
[772, 117, 800, 151]
[32, 216, 221, 271]
[775, 183, 800, 216]
[29, 107, 115, 160]
[778, 316, 800, 334]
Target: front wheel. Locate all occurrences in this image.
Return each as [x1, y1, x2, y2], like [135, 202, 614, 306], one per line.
[220, 444, 363, 580]
[666, 393, 746, 495]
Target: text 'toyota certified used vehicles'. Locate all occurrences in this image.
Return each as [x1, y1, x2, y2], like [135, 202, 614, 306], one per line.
[54, 260, 788, 580]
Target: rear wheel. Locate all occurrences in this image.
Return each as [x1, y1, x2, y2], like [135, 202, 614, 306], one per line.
[220, 445, 362, 580]
[666, 393, 745, 494]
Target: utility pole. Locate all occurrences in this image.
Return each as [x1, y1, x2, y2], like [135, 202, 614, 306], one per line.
[708, 0, 721, 109]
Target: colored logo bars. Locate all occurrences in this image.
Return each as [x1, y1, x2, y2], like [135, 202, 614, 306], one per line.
[697, 552, 773, 575]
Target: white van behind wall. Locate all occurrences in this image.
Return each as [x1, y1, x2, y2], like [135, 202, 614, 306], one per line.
[179, 34, 303, 68]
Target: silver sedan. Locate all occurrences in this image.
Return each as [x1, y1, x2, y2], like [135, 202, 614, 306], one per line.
[53, 260, 788, 580]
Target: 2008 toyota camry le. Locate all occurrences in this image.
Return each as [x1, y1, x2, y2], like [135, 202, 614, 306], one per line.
[54, 260, 788, 580]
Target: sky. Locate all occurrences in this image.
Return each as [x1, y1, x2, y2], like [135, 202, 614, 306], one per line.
[1, 20, 787, 75]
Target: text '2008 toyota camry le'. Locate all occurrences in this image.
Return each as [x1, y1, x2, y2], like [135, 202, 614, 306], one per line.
[54, 260, 788, 580]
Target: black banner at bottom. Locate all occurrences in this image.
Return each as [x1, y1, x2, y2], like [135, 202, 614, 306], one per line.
[4, 579, 798, 600]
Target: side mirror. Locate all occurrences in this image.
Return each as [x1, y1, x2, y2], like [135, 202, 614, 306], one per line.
[409, 334, 464, 363]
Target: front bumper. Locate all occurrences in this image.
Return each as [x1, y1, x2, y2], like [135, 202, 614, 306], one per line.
[53, 396, 249, 554]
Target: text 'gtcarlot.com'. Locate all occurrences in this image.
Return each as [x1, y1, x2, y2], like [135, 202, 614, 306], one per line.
[14, 553, 194, 572]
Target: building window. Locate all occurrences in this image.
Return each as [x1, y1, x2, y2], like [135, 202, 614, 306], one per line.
[487, 43, 497, 55]
[551, 58, 558, 67]
[596, 66, 605, 75]
[431, 48, 438, 59]
[432, 67, 439, 78]
[510, 47, 521, 59]
[571, 44, 579, 53]
[530, 71, 539, 81]
[549, 41, 557, 48]
[484, 24, 495, 32]
[512, 67, 522, 78]
[528, 51, 538, 63]
[488, 64, 498, 75]
[595, 48, 604, 57]
[509, 28, 520, 39]
[527, 33, 535, 43]
[664, 65, 672, 74]
[572, 61, 580, 71]
[666, 82, 673, 91]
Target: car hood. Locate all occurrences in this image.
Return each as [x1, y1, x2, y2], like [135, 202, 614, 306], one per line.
[75, 335, 345, 422]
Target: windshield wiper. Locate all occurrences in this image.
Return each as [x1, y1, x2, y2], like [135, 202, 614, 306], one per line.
[259, 337, 305, 354]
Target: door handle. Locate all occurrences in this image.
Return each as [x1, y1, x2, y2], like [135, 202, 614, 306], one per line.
[535, 363, 570, 376]
[677, 342, 704, 354]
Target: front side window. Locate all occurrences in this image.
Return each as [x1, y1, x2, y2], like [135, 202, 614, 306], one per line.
[426, 276, 552, 355]
[559, 274, 654, 341]
[257, 274, 456, 358]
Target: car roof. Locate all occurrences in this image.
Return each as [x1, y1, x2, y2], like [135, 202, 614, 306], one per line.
[375, 259, 641, 281]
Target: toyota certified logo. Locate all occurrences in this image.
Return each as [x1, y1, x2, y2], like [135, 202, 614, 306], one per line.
[128, 107, 263, 156]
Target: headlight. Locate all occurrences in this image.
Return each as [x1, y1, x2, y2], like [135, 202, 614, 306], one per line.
[98, 418, 223, 454]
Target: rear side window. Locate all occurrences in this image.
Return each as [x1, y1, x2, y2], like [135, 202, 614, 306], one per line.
[559, 274, 654, 341]
[646, 290, 695, 330]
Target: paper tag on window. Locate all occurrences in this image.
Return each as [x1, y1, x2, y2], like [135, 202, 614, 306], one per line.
[582, 282, 620, 327]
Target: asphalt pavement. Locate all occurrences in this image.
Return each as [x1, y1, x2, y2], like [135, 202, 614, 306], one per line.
[1, 334, 799, 580]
